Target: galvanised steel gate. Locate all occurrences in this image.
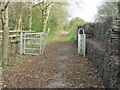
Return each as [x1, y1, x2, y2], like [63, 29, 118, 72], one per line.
[20, 28, 50, 55]
[78, 28, 86, 57]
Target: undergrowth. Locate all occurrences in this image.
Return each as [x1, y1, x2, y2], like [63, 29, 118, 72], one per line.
[67, 30, 77, 42]
[47, 31, 61, 44]
[3, 55, 28, 71]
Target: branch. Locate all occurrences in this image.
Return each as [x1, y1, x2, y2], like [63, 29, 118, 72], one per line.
[76, 2, 81, 9]
[46, 2, 52, 8]
[1, 2, 9, 12]
[33, 2, 43, 8]
[33, 2, 52, 11]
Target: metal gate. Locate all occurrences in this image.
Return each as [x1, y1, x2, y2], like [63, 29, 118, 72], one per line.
[78, 28, 86, 57]
[20, 28, 50, 55]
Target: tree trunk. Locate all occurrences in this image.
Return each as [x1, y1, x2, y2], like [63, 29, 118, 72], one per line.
[2, 6, 9, 65]
[18, 13, 22, 30]
[41, 10, 44, 32]
[33, 1, 52, 32]
[43, 4, 52, 32]
[15, 2, 23, 30]
[28, 3, 32, 31]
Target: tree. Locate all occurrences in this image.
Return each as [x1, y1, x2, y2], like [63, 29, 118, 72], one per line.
[14, 2, 24, 30]
[33, 1, 53, 32]
[32, 1, 69, 32]
[95, 2, 118, 22]
[28, 2, 32, 31]
[69, 17, 85, 31]
[118, 1, 120, 13]
[0, 2, 9, 65]
[8, 3, 16, 30]
[50, 3, 69, 31]
[67, 17, 85, 42]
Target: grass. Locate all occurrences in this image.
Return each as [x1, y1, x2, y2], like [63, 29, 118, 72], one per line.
[47, 30, 77, 43]
[67, 30, 77, 42]
[17, 55, 27, 64]
[47, 31, 61, 44]
[25, 44, 40, 53]
[68, 35, 76, 42]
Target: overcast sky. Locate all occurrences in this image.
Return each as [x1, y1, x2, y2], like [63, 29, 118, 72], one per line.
[67, 0, 103, 22]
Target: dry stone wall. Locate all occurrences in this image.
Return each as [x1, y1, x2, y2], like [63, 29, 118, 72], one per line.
[78, 15, 120, 89]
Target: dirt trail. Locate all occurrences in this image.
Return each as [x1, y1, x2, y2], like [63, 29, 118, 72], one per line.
[3, 35, 104, 88]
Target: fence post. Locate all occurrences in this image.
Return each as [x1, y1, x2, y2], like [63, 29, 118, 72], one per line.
[83, 34, 86, 57]
[78, 32, 81, 54]
[20, 32, 23, 55]
[41, 28, 50, 55]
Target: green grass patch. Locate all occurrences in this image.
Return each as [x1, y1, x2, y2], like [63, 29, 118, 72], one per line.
[47, 31, 61, 44]
[68, 36, 76, 42]
[67, 30, 77, 42]
[26, 50, 38, 53]
[26, 45, 39, 48]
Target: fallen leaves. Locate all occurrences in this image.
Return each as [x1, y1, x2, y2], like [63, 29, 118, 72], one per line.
[3, 40, 104, 88]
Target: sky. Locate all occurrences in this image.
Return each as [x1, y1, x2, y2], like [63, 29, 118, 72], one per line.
[67, 0, 103, 22]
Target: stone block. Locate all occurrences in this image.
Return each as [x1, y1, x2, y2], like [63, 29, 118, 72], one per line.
[80, 15, 120, 89]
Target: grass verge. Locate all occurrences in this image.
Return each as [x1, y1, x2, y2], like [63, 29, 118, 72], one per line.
[67, 30, 77, 42]
[47, 31, 61, 44]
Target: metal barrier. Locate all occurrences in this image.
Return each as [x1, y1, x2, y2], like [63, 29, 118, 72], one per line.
[78, 28, 86, 57]
[20, 28, 50, 55]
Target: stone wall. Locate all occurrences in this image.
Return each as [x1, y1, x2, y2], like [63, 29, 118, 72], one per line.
[0, 37, 20, 60]
[78, 15, 120, 89]
[8, 41, 20, 55]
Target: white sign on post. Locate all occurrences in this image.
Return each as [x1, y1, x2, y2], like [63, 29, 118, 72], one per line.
[78, 28, 86, 57]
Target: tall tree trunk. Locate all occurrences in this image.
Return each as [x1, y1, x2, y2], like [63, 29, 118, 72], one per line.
[28, 3, 32, 31]
[43, 4, 52, 32]
[41, 9, 44, 32]
[18, 12, 22, 30]
[118, 1, 120, 13]
[2, 6, 9, 65]
[15, 2, 23, 30]
[33, 1, 52, 32]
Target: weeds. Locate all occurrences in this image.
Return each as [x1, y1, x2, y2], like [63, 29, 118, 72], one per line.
[3, 55, 27, 71]
[47, 31, 61, 44]
[67, 30, 77, 42]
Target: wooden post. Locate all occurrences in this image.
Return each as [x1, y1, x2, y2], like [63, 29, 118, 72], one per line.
[20, 32, 23, 54]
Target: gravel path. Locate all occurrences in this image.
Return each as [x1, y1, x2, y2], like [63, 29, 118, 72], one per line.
[3, 35, 104, 88]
